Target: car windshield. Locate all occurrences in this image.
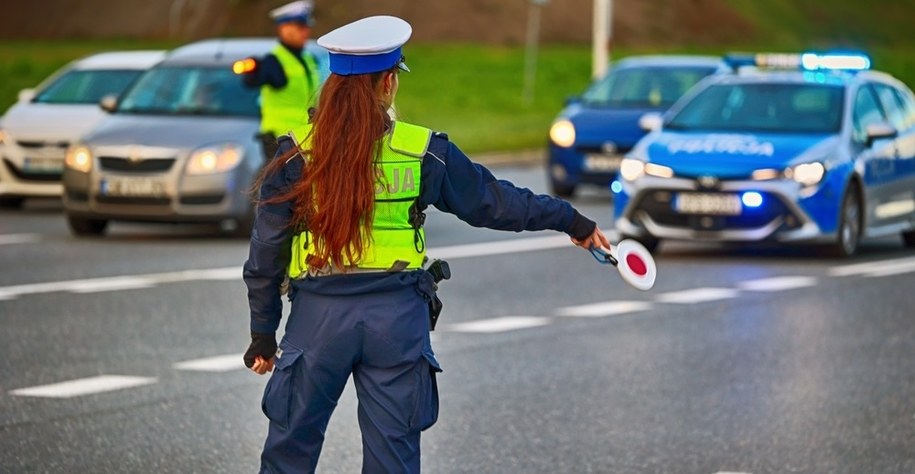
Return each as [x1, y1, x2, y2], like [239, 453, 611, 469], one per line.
[118, 66, 259, 117]
[582, 65, 716, 108]
[666, 82, 845, 133]
[33, 69, 143, 104]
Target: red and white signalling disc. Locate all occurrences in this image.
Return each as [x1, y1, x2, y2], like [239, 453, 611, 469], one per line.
[611, 239, 657, 291]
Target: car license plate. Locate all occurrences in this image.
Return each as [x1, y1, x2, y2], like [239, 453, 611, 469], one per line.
[675, 193, 742, 215]
[101, 177, 165, 197]
[23, 156, 64, 174]
[583, 154, 622, 172]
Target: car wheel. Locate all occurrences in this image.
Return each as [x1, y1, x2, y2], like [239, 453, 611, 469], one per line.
[622, 234, 660, 254]
[550, 181, 576, 198]
[902, 230, 915, 248]
[830, 186, 861, 257]
[0, 197, 24, 209]
[67, 215, 108, 237]
[228, 208, 255, 239]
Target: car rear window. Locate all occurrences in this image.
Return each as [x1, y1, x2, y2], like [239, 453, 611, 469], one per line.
[34, 69, 143, 104]
[666, 82, 845, 133]
[117, 66, 259, 117]
[582, 66, 716, 108]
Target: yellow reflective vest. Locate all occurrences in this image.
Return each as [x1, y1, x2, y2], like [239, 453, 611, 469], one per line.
[288, 121, 432, 278]
[260, 44, 321, 136]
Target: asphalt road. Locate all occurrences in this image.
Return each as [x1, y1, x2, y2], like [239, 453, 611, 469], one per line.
[1, 165, 914, 473]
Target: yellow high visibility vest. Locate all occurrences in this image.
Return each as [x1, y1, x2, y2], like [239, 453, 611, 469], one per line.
[260, 44, 320, 136]
[288, 121, 432, 278]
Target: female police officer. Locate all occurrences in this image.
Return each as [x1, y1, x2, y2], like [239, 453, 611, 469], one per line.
[242, 15, 611, 473]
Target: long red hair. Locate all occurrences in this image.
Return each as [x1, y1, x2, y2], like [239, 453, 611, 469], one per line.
[258, 70, 392, 270]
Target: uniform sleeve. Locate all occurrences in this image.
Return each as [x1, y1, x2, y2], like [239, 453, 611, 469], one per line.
[242, 54, 288, 89]
[419, 135, 595, 240]
[242, 138, 300, 333]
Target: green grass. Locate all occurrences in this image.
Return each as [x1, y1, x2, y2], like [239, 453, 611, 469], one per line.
[4, 38, 915, 154]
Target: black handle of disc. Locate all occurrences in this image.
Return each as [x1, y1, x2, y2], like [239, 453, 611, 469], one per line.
[589, 246, 618, 267]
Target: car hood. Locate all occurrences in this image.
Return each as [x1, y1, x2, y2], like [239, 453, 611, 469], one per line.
[643, 131, 838, 179]
[564, 104, 661, 150]
[1, 102, 107, 142]
[83, 114, 259, 150]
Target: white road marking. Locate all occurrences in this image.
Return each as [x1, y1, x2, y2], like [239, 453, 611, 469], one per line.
[446, 316, 551, 333]
[828, 256, 915, 277]
[0, 235, 573, 301]
[737, 276, 818, 292]
[555, 300, 653, 317]
[430, 234, 571, 260]
[0, 266, 240, 301]
[173, 354, 246, 372]
[655, 287, 740, 304]
[0, 233, 41, 246]
[9, 375, 157, 398]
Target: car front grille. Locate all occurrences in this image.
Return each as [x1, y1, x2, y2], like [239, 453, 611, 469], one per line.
[99, 156, 176, 173]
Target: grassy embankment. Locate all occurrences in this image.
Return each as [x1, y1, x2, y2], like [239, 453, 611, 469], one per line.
[3, 5, 915, 155]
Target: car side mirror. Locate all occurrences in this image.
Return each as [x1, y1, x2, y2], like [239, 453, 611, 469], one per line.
[99, 95, 118, 113]
[18, 89, 35, 103]
[865, 122, 896, 147]
[639, 112, 663, 132]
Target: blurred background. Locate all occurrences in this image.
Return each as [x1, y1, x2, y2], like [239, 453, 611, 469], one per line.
[3, 0, 915, 153]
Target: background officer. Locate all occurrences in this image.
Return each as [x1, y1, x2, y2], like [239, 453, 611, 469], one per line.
[243, 15, 611, 473]
[241, 0, 327, 161]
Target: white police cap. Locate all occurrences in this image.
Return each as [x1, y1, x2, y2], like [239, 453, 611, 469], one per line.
[269, 1, 313, 25]
[317, 16, 412, 76]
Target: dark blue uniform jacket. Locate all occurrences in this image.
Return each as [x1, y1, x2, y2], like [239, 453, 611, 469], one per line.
[243, 132, 596, 334]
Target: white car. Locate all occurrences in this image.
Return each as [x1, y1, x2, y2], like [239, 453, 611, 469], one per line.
[0, 50, 165, 208]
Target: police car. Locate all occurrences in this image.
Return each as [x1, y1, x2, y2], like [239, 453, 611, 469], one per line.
[547, 55, 725, 197]
[613, 52, 915, 256]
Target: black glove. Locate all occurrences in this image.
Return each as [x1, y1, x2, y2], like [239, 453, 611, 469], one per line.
[243, 332, 277, 368]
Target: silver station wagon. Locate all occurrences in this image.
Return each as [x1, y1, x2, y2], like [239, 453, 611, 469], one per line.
[62, 38, 275, 237]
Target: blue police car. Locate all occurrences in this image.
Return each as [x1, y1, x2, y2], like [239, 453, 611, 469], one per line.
[613, 53, 915, 256]
[547, 55, 725, 197]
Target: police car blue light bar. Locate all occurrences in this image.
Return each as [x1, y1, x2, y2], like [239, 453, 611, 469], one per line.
[724, 52, 871, 72]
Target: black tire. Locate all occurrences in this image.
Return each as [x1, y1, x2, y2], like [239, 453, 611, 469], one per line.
[829, 186, 862, 257]
[903, 230, 915, 248]
[67, 215, 108, 237]
[228, 208, 255, 238]
[550, 180, 576, 198]
[623, 234, 660, 254]
[0, 197, 25, 209]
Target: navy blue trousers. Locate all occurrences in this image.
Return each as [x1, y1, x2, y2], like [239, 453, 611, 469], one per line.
[259, 271, 442, 473]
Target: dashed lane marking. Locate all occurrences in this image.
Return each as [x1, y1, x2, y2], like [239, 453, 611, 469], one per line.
[446, 316, 551, 333]
[0, 266, 239, 301]
[0, 233, 41, 246]
[736, 276, 818, 292]
[828, 256, 915, 277]
[555, 300, 654, 317]
[655, 287, 740, 304]
[173, 354, 246, 372]
[9, 375, 157, 398]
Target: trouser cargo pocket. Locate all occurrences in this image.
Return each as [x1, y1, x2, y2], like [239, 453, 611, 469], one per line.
[412, 351, 443, 432]
[261, 341, 304, 430]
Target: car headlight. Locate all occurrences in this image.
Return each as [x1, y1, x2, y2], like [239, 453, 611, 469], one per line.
[549, 119, 576, 148]
[618, 158, 672, 181]
[619, 158, 645, 181]
[65, 145, 93, 173]
[785, 162, 825, 187]
[186, 143, 243, 175]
